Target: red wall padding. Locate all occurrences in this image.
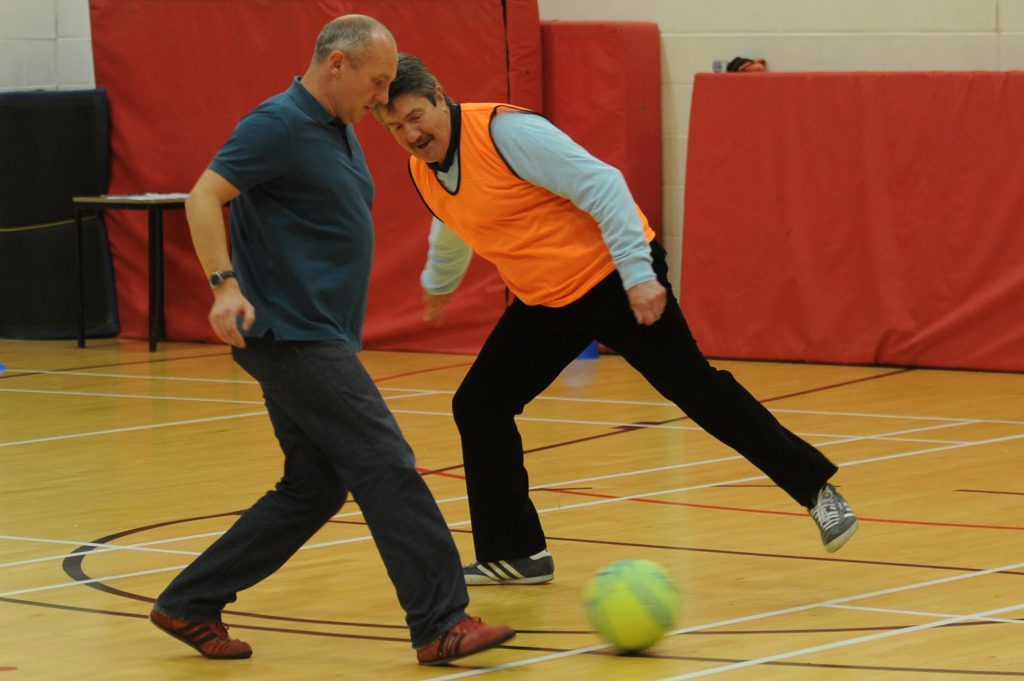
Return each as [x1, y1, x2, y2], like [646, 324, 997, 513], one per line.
[682, 72, 1024, 371]
[540, 22, 662, 237]
[90, 0, 541, 353]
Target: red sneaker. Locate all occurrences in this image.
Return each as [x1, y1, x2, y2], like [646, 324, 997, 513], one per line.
[416, 615, 515, 666]
[149, 609, 253, 659]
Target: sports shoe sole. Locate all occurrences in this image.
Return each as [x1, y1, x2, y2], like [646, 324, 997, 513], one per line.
[150, 616, 253, 660]
[823, 519, 859, 553]
[465, 573, 554, 585]
[418, 629, 517, 666]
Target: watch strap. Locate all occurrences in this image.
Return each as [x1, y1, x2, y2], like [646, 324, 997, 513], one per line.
[209, 270, 237, 287]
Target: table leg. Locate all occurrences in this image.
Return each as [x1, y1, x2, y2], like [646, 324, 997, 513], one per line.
[155, 207, 166, 344]
[76, 207, 86, 348]
[147, 206, 159, 352]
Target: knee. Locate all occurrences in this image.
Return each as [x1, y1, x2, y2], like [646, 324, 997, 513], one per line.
[274, 474, 347, 514]
[452, 384, 484, 428]
[452, 383, 520, 428]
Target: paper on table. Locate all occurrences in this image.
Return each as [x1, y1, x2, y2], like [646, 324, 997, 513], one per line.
[102, 192, 189, 200]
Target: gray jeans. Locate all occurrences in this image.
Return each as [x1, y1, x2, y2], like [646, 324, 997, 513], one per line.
[154, 336, 468, 647]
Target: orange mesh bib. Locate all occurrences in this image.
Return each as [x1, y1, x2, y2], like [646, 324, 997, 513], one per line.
[410, 103, 654, 307]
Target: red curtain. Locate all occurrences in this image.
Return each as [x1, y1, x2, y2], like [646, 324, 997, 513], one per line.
[541, 21, 662, 237]
[682, 72, 1024, 371]
[90, 0, 541, 353]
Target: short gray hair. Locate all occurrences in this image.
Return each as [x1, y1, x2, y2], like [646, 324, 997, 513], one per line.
[313, 14, 393, 65]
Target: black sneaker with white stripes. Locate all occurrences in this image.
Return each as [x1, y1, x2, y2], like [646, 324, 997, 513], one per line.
[809, 483, 858, 552]
[462, 549, 555, 585]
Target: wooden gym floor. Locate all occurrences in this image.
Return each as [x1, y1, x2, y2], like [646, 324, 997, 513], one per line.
[1, 337, 1022, 679]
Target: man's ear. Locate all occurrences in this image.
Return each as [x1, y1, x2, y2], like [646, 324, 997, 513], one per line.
[328, 50, 348, 74]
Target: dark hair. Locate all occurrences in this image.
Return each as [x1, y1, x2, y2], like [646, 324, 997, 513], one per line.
[313, 14, 393, 65]
[385, 53, 451, 111]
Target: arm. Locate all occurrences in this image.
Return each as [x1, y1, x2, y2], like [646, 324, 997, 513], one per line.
[420, 217, 472, 323]
[490, 111, 666, 325]
[185, 168, 255, 347]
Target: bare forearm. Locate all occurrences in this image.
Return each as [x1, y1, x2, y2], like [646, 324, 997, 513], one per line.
[186, 192, 232, 274]
[185, 168, 241, 275]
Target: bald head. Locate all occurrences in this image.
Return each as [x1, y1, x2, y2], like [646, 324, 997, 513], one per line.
[313, 14, 395, 66]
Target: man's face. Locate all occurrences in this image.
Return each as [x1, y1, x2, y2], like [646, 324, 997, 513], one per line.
[330, 33, 397, 125]
[378, 91, 452, 164]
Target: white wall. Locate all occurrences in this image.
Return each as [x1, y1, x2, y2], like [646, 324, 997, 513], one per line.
[5, 0, 1024, 285]
[538, 0, 1024, 286]
[0, 0, 93, 92]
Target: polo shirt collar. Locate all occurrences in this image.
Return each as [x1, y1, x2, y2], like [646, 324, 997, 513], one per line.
[287, 76, 345, 128]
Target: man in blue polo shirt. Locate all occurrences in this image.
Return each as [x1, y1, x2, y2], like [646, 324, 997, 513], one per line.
[148, 15, 513, 666]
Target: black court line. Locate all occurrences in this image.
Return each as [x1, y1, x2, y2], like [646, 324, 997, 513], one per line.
[3, 595, 1020, 677]
[957, 489, 1024, 497]
[56, 516, 1024, 633]
[21, 356, 1014, 672]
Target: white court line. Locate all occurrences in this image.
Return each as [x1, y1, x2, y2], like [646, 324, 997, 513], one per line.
[389, 409, 976, 445]
[5, 368, 255, 384]
[428, 560, 1024, 680]
[0, 411, 267, 448]
[772, 406, 1024, 427]
[433, 433, 1024, 521]
[3, 434, 1022, 673]
[18, 429, 1018, 572]
[656, 602, 1024, 680]
[3, 421, 1020, 572]
[4, 367, 445, 397]
[0, 539, 201, 568]
[0, 400, 980, 451]
[8, 365, 1024, 425]
[0, 565, 195, 598]
[831, 603, 1024, 626]
[0, 387, 264, 405]
[0, 532, 383, 599]
[328, 421, 987, 521]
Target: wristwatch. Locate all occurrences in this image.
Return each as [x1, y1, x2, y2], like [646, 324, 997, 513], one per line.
[208, 270, 237, 287]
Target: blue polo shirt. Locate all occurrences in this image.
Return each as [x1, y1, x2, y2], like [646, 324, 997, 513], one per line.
[210, 78, 374, 347]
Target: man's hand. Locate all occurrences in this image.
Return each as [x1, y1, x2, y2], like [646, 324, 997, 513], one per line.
[208, 281, 255, 347]
[423, 291, 453, 324]
[626, 279, 667, 325]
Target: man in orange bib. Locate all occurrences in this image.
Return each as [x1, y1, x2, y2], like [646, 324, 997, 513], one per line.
[377, 54, 858, 585]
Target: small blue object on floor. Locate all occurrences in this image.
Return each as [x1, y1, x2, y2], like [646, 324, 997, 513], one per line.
[0, 362, 6, 372]
[577, 341, 600, 360]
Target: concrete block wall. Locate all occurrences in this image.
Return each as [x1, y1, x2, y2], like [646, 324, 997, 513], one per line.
[0, 0, 93, 92]
[537, 0, 1024, 287]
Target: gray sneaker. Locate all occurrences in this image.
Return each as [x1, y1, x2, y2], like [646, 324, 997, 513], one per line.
[810, 483, 858, 552]
[463, 549, 555, 585]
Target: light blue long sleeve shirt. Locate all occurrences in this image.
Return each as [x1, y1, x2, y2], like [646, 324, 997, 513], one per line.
[420, 108, 655, 296]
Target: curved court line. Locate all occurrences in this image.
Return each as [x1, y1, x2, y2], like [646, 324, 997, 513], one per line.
[8, 427, 1021, 576]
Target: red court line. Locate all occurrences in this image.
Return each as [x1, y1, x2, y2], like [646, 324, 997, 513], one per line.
[535, 488, 1024, 532]
[373, 361, 473, 383]
[418, 467, 1024, 532]
[758, 367, 912, 403]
